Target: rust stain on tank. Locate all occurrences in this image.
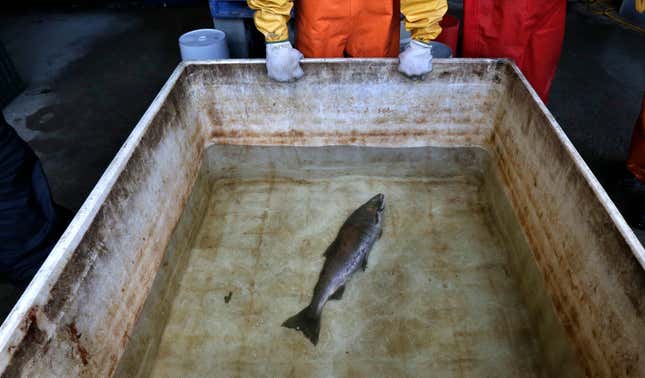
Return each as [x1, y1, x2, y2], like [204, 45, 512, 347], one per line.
[492, 139, 593, 372]
[2, 306, 48, 376]
[107, 354, 118, 377]
[68, 322, 90, 366]
[207, 127, 489, 146]
[490, 114, 645, 376]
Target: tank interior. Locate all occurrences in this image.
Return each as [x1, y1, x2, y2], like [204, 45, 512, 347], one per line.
[116, 145, 582, 377]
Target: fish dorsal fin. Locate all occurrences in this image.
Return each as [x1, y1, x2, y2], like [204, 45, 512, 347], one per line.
[323, 238, 339, 258]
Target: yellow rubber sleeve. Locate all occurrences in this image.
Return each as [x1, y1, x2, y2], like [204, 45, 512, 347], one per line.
[401, 0, 449, 43]
[247, 0, 292, 42]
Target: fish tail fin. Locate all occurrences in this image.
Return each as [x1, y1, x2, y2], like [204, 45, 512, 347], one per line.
[282, 306, 321, 345]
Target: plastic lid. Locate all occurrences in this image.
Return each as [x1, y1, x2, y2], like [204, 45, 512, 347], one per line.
[179, 29, 226, 47]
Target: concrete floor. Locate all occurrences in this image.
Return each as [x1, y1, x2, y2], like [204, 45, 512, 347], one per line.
[0, 6, 214, 320]
[550, 3, 645, 242]
[0, 4, 644, 320]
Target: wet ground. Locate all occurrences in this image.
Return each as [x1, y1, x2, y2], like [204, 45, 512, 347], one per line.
[0, 1, 644, 321]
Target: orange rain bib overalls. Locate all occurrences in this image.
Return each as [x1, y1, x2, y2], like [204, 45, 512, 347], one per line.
[296, 0, 401, 57]
[248, 0, 448, 58]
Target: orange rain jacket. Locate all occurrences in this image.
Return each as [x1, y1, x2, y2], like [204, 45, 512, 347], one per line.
[462, 0, 566, 102]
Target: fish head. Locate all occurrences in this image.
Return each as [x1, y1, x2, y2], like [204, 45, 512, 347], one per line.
[363, 193, 385, 224]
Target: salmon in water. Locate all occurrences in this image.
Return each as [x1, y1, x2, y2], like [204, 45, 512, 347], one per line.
[282, 193, 385, 345]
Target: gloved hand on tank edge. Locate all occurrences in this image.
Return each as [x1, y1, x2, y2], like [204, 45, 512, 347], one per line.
[398, 40, 433, 80]
[266, 41, 304, 82]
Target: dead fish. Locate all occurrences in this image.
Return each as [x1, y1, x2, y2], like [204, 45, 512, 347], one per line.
[282, 193, 385, 345]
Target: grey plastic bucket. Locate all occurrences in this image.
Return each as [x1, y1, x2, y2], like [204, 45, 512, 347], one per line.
[179, 29, 230, 61]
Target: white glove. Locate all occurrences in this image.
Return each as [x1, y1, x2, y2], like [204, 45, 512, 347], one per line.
[266, 41, 304, 82]
[398, 40, 433, 79]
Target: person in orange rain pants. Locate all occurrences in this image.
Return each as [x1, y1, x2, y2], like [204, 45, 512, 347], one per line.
[625, 95, 645, 229]
[246, 0, 448, 82]
[462, 0, 567, 102]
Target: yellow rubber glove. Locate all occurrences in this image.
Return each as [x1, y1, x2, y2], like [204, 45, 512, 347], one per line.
[401, 0, 448, 43]
[636, 0, 644, 13]
[247, 0, 292, 42]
